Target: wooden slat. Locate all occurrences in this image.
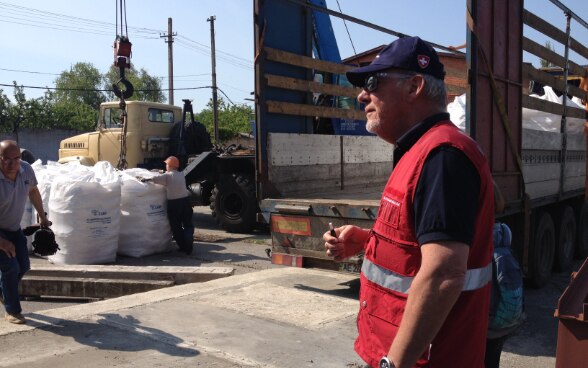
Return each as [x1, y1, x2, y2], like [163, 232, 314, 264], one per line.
[447, 84, 467, 96]
[265, 47, 352, 75]
[523, 63, 587, 100]
[522, 94, 587, 119]
[524, 9, 588, 61]
[267, 100, 366, 121]
[523, 37, 587, 77]
[265, 74, 360, 99]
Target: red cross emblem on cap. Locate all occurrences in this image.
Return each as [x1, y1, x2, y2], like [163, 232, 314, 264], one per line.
[417, 55, 430, 69]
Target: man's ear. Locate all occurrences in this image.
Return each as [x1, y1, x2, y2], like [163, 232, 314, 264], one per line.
[406, 75, 425, 101]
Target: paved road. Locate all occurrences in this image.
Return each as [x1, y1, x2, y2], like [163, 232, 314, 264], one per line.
[14, 205, 584, 367]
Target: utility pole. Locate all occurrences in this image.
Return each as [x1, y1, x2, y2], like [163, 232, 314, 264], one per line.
[160, 18, 177, 105]
[207, 15, 219, 143]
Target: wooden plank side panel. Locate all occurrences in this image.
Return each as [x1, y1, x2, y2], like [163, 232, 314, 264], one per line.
[265, 74, 361, 99]
[522, 95, 587, 119]
[267, 100, 366, 121]
[523, 37, 586, 76]
[523, 9, 588, 61]
[265, 47, 351, 75]
[523, 63, 586, 101]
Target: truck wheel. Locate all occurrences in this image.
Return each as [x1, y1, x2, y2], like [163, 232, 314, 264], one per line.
[210, 174, 257, 233]
[528, 211, 555, 288]
[577, 202, 588, 259]
[554, 206, 576, 272]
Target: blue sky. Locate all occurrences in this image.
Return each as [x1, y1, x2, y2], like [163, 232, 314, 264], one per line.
[0, 0, 586, 112]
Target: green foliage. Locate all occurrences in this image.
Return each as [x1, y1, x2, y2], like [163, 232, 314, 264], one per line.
[104, 66, 166, 103]
[0, 85, 98, 132]
[54, 62, 106, 110]
[196, 98, 254, 143]
[2, 62, 164, 132]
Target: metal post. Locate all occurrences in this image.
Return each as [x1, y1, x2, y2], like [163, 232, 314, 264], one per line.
[208, 15, 219, 144]
[160, 18, 176, 105]
[559, 13, 572, 199]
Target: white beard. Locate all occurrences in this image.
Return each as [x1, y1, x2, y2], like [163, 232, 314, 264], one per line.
[365, 118, 380, 134]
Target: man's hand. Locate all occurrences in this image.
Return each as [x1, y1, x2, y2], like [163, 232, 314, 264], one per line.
[39, 217, 51, 228]
[323, 225, 369, 261]
[0, 237, 16, 258]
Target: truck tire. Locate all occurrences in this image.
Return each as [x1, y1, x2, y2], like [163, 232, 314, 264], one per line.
[554, 205, 576, 272]
[577, 202, 588, 259]
[528, 211, 555, 288]
[210, 174, 257, 233]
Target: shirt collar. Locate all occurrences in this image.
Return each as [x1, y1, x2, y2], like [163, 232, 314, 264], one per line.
[394, 112, 450, 164]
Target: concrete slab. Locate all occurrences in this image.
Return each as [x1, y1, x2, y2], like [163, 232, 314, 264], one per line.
[20, 276, 175, 298]
[27, 264, 235, 284]
[19, 265, 235, 299]
[0, 268, 365, 368]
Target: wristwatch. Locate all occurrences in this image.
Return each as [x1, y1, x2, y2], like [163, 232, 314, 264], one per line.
[379, 356, 396, 368]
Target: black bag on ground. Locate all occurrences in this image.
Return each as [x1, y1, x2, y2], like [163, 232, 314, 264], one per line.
[32, 228, 60, 256]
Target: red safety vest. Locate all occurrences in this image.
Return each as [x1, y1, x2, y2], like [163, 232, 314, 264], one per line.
[355, 121, 494, 368]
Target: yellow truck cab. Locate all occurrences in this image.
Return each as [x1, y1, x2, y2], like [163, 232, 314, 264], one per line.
[59, 100, 182, 169]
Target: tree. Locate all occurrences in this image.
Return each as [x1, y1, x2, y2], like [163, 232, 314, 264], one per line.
[0, 88, 13, 133]
[196, 98, 254, 143]
[104, 66, 165, 103]
[540, 41, 556, 68]
[54, 62, 106, 110]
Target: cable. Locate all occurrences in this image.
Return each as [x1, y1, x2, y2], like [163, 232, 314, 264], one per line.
[335, 0, 356, 55]
[0, 2, 163, 38]
[216, 87, 235, 105]
[0, 67, 61, 76]
[0, 82, 214, 93]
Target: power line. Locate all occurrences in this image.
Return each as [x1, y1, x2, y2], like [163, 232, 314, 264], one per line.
[0, 82, 215, 93]
[175, 36, 253, 70]
[0, 67, 61, 76]
[0, 1, 163, 35]
[176, 35, 252, 64]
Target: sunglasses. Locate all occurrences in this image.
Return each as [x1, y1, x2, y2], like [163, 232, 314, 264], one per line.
[363, 72, 414, 92]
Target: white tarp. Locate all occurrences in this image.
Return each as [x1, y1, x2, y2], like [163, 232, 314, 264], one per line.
[48, 161, 121, 265]
[118, 168, 173, 257]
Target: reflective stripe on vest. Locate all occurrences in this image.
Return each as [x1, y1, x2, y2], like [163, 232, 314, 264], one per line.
[361, 258, 492, 294]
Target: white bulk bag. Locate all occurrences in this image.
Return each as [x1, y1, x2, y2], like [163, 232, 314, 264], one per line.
[48, 161, 121, 264]
[118, 168, 173, 257]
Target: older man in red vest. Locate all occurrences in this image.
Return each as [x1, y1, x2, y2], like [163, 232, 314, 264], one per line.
[324, 37, 494, 368]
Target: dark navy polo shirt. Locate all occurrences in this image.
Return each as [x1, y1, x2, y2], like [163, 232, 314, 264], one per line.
[394, 113, 480, 246]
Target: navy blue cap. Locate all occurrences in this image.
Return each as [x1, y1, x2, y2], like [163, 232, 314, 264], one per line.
[346, 36, 445, 87]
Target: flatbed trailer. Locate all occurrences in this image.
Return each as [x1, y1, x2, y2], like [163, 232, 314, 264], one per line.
[254, 0, 588, 287]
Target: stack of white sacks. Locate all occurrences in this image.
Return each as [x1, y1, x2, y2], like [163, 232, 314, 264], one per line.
[448, 86, 586, 133]
[21, 161, 173, 264]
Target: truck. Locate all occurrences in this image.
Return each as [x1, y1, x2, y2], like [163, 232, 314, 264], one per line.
[254, 0, 588, 288]
[58, 0, 586, 288]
